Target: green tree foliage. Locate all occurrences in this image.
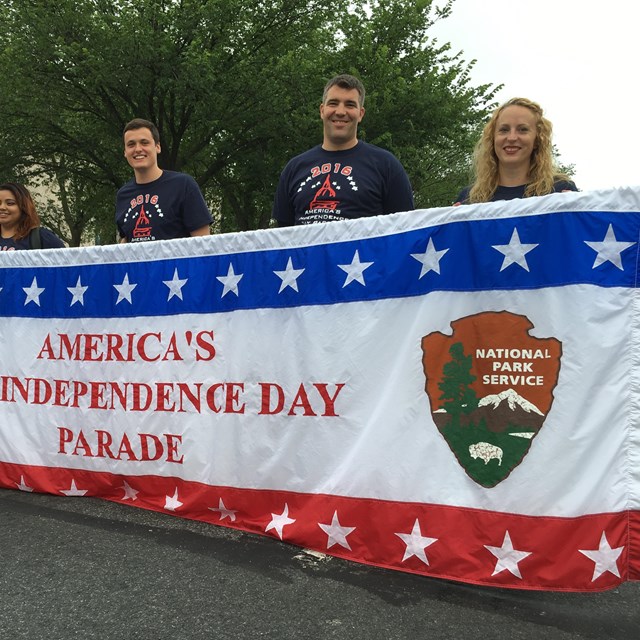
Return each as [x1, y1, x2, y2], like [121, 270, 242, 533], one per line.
[0, 0, 498, 245]
[552, 145, 576, 180]
[438, 342, 478, 425]
[336, 0, 498, 208]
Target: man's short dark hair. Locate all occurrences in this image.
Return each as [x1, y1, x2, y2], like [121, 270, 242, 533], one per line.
[123, 118, 160, 144]
[322, 74, 365, 108]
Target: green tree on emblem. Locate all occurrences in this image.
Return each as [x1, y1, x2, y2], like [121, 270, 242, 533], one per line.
[438, 342, 478, 427]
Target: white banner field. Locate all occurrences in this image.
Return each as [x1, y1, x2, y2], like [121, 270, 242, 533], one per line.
[1, 187, 639, 591]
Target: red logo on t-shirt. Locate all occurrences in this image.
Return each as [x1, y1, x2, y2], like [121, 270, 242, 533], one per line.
[132, 206, 152, 239]
[309, 175, 339, 211]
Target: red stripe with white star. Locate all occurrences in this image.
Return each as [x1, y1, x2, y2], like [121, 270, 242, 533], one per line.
[1, 461, 637, 592]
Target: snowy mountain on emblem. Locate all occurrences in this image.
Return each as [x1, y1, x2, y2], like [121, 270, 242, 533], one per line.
[478, 388, 543, 416]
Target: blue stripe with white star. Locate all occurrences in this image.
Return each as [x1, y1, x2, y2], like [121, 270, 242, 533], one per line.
[0, 209, 638, 319]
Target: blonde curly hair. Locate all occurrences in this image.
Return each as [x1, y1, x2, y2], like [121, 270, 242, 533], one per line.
[468, 97, 566, 203]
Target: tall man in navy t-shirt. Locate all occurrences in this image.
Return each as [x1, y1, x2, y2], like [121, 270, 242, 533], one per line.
[116, 118, 212, 242]
[272, 74, 414, 226]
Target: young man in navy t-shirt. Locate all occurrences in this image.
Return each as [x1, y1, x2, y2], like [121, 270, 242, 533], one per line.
[116, 119, 212, 243]
[272, 75, 414, 226]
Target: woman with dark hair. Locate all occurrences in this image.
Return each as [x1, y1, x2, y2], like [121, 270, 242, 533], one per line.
[455, 97, 577, 204]
[0, 183, 65, 250]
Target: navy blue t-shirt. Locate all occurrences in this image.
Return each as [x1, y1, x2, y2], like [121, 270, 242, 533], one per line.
[455, 180, 578, 204]
[272, 141, 414, 226]
[0, 227, 65, 251]
[116, 170, 212, 242]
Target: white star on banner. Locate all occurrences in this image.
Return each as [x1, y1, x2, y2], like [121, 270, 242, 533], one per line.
[338, 250, 374, 287]
[485, 530, 531, 579]
[114, 273, 137, 304]
[67, 276, 88, 306]
[584, 224, 636, 270]
[265, 503, 296, 540]
[16, 475, 33, 492]
[274, 257, 305, 293]
[395, 519, 438, 565]
[163, 268, 188, 301]
[121, 481, 139, 501]
[318, 510, 356, 550]
[579, 531, 624, 581]
[208, 498, 238, 522]
[411, 238, 450, 278]
[164, 488, 183, 511]
[23, 276, 45, 306]
[217, 263, 243, 297]
[492, 228, 539, 272]
[61, 479, 88, 497]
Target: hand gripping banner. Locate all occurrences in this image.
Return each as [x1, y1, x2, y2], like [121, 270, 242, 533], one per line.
[1, 187, 639, 591]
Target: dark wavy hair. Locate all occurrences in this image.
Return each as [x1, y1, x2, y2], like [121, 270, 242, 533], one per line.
[0, 182, 41, 241]
[123, 118, 160, 144]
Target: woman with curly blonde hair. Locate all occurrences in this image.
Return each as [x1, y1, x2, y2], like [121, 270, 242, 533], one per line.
[455, 97, 577, 204]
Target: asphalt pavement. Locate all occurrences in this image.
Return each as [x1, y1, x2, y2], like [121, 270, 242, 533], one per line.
[0, 488, 637, 640]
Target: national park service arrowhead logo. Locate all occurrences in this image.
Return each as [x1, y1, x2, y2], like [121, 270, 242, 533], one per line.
[421, 311, 562, 488]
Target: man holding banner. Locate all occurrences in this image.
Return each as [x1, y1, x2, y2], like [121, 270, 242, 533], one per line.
[272, 74, 414, 226]
[116, 118, 212, 243]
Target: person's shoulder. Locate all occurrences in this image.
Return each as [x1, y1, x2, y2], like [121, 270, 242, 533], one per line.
[158, 170, 204, 193]
[552, 178, 579, 192]
[357, 141, 385, 152]
[286, 145, 324, 163]
[357, 141, 397, 159]
[159, 170, 192, 183]
[279, 145, 324, 176]
[39, 227, 65, 248]
[454, 187, 471, 205]
[356, 141, 407, 170]
[116, 177, 136, 195]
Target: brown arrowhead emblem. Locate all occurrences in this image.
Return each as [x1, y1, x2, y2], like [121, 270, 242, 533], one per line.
[421, 311, 562, 487]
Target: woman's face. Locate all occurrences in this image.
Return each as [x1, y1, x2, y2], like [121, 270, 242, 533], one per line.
[493, 105, 538, 171]
[0, 190, 22, 233]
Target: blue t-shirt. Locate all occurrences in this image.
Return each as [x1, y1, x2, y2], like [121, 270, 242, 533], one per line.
[0, 227, 65, 251]
[455, 180, 578, 204]
[116, 170, 212, 242]
[272, 141, 414, 226]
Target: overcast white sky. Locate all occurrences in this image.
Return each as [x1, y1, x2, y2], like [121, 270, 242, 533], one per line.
[430, 0, 638, 191]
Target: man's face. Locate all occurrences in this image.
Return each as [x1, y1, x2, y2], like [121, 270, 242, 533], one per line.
[123, 127, 161, 172]
[320, 86, 365, 151]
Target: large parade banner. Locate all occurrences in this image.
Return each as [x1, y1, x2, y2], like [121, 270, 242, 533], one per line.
[1, 187, 639, 591]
